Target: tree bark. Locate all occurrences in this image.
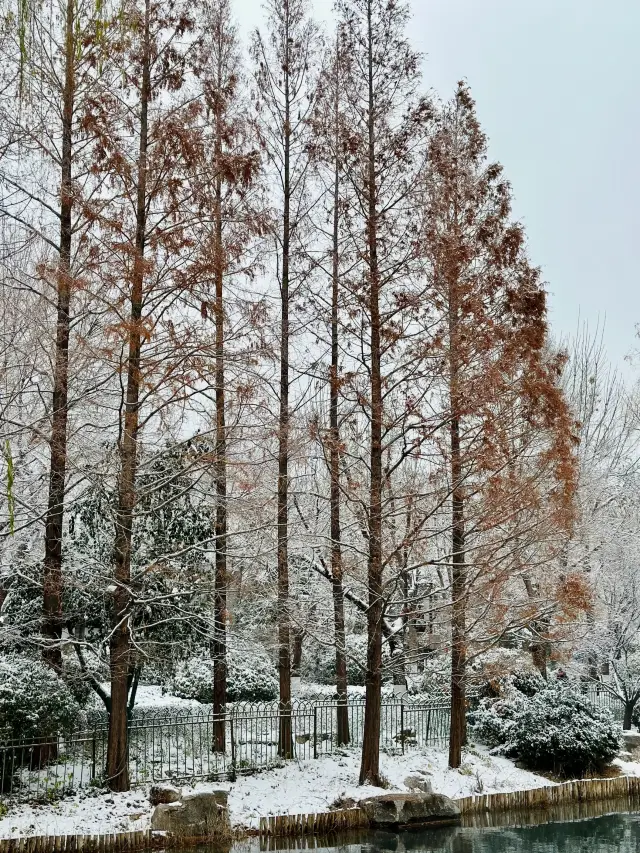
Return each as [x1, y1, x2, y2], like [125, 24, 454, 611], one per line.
[277, 1, 292, 760]
[359, 0, 383, 786]
[211, 57, 228, 754]
[623, 701, 634, 731]
[291, 627, 304, 676]
[106, 0, 150, 792]
[448, 290, 466, 769]
[329, 56, 349, 747]
[42, 0, 75, 674]
[530, 638, 548, 679]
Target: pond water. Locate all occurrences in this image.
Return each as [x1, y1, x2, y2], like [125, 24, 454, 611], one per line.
[224, 798, 640, 853]
[359, 811, 640, 851]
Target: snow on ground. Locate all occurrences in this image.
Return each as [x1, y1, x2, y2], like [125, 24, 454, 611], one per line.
[220, 744, 553, 829]
[129, 685, 203, 711]
[88, 685, 204, 713]
[0, 745, 553, 837]
[613, 757, 640, 776]
[0, 789, 150, 838]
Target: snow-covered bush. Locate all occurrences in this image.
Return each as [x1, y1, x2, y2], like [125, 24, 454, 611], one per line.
[227, 650, 278, 701]
[470, 648, 545, 699]
[61, 658, 94, 707]
[477, 669, 547, 701]
[301, 633, 391, 686]
[470, 682, 620, 776]
[0, 655, 82, 742]
[468, 690, 527, 748]
[510, 670, 547, 697]
[410, 655, 451, 696]
[509, 686, 620, 776]
[172, 644, 278, 703]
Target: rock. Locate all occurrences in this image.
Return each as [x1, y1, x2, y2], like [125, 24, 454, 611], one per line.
[358, 792, 460, 827]
[151, 791, 229, 839]
[404, 774, 433, 794]
[150, 784, 182, 806]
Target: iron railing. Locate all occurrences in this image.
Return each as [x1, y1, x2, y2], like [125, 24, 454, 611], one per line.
[584, 685, 626, 721]
[0, 697, 451, 801]
[0, 688, 627, 803]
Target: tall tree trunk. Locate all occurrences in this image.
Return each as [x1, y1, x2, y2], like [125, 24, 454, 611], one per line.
[277, 5, 292, 760]
[448, 278, 466, 768]
[212, 73, 228, 754]
[522, 574, 549, 678]
[448, 408, 466, 769]
[530, 630, 548, 679]
[106, 0, 150, 792]
[623, 701, 634, 731]
[360, 0, 383, 786]
[42, 0, 75, 673]
[291, 627, 304, 676]
[329, 55, 349, 747]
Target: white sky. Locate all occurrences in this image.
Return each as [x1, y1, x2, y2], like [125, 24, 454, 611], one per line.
[233, 0, 640, 375]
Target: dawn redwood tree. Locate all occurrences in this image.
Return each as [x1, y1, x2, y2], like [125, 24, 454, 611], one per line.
[327, 48, 350, 748]
[195, 0, 262, 752]
[421, 83, 577, 767]
[336, 0, 432, 785]
[41, 0, 74, 673]
[252, 0, 322, 758]
[0, 0, 111, 671]
[93, 0, 203, 790]
[310, 34, 351, 745]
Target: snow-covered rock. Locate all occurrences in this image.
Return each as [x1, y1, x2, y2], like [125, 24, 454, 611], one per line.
[358, 792, 459, 826]
[150, 791, 229, 838]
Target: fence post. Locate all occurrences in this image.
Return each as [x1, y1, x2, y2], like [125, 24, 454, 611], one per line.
[313, 708, 318, 760]
[400, 702, 405, 755]
[91, 729, 97, 781]
[229, 717, 237, 782]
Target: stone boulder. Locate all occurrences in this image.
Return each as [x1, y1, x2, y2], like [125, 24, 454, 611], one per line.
[403, 774, 433, 794]
[358, 792, 460, 828]
[151, 790, 230, 839]
[150, 784, 182, 806]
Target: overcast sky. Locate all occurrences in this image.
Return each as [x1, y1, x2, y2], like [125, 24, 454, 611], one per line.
[233, 0, 640, 374]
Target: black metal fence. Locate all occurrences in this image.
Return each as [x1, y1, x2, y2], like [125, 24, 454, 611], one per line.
[585, 685, 626, 721]
[0, 697, 451, 802]
[0, 688, 627, 803]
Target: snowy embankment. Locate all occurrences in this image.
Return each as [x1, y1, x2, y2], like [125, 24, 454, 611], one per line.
[0, 745, 555, 837]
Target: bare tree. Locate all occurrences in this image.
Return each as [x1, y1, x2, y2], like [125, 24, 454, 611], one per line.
[195, 0, 262, 751]
[336, 0, 433, 785]
[251, 0, 322, 758]
[0, 0, 113, 671]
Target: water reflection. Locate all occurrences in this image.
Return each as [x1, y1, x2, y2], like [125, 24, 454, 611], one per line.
[215, 800, 640, 853]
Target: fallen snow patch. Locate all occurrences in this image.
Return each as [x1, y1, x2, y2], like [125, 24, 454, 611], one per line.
[0, 745, 554, 838]
[219, 745, 553, 829]
[0, 789, 150, 838]
[613, 757, 640, 776]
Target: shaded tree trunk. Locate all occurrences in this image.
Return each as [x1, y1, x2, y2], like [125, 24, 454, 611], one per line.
[106, 0, 150, 792]
[329, 64, 349, 747]
[360, 0, 383, 786]
[276, 4, 292, 760]
[448, 409, 466, 769]
[448, 272, 466, 768]
[530, 637, 548, 679]
[623, 700, 635, 731]
[212, 83, 228, 755]
[291, 627, 304, 676]
[42, 0, 75, 674]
